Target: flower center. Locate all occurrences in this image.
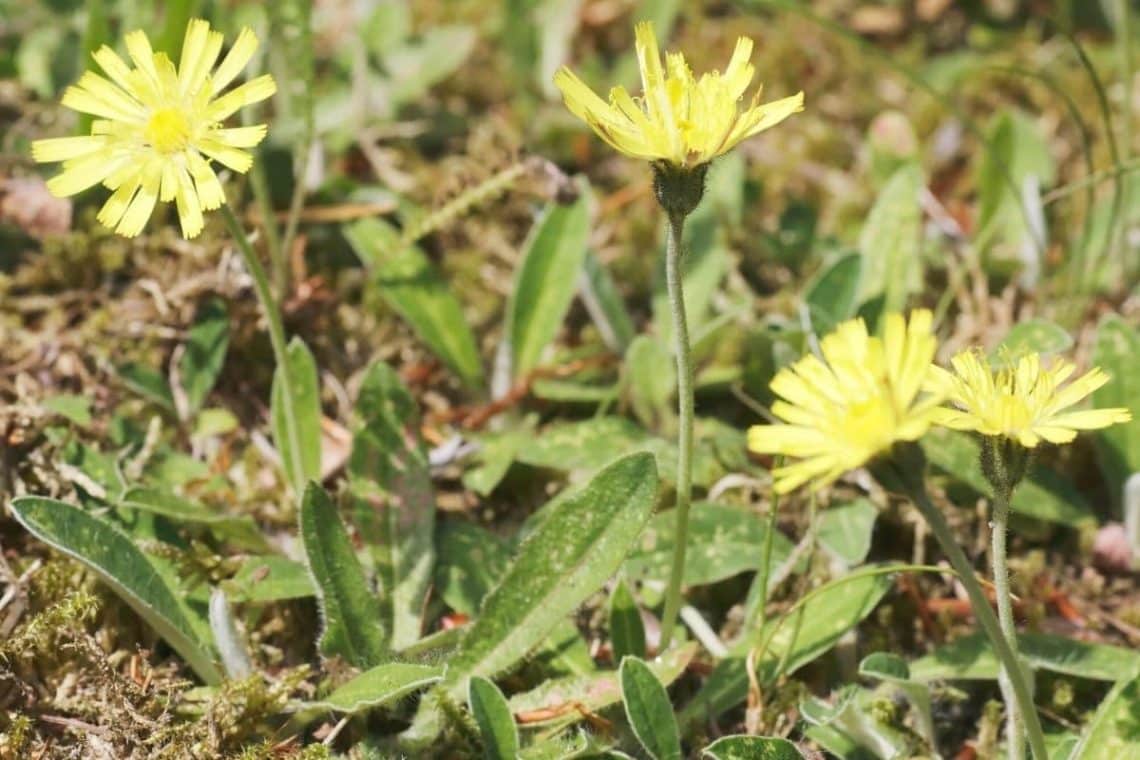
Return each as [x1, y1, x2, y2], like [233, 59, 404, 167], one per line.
[993, 392, 1034, 434]
[838, 395, 897, 458]
[144, 108, 192, 153]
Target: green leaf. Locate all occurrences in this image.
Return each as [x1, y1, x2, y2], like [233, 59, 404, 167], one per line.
[1092, 315, 1140, 506]
[621, 656, 681, 760]
[681, 568, 893, 724]
[41, 394, 92, 428]
[609, 579, 646, 662]
[118, 486, 265, 549]
[224, 555, 315, 603]
[10, 497, 221, 684]
[910, 632, 1140, 683]
[800, 687, 911, 759]
[349, 361, 435, 649]
[806, 252, 862, 333]
[299, 483, 386, 667]
[581, 249, 635, 353]
[508, 643, 695, 731]
[624, 503, 794, 587]
[856, 162, 923, 315]
[701, 736, 803, 759]
[469, 676, 519, 760]
[626, 335, 675, 430]
[514, 416, 722, 488]
[433, 520, 595, 678]
[1070, 674, 1140, 759]
[117, 361, 176, 411]
[401, 454, 661, 750]
[991, 319, 1073, 365]
[506, 193, 590, 379]
[178, 297, 229, 416]
[975, 110, 1055, 280]
[309, 662, 443, 713]
[434, 520, 511, 617]
[429, 452, 658, 702]
[386, 26, 477, 106]
[922, 427, 1094, 526]
[270, 337, 322, 495]
[816, 499, 878, 566]
[345, 218, 484, 389]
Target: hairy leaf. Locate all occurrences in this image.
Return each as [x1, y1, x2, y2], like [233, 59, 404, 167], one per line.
[10, 497, 221, 684]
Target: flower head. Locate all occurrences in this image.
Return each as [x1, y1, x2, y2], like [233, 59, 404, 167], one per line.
[31, 19, 276, 239]
[554, 22, 803, 168]
[748, 310, 942, 494]
[929, 350, 1131, 448]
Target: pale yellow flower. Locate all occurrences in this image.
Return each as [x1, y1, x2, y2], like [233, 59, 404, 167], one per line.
[748, 310, 942, 494]
[929, 350, 1131, 448]
[553, 21, 803, 168]
[31, 19, 276, 239]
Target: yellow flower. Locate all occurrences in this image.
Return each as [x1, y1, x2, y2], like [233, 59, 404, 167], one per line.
[929, 350, 1132, 448]
[748, 310, 943, 494]
[553, 21, 803, 168]
[31, 19, 276, 239]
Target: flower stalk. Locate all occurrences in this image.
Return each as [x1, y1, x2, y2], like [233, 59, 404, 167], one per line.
[659, 208, 693, 652]
[877, 446, 1048, 760]
[655, 161, 707, 651]
[983, 437, 1032, 760]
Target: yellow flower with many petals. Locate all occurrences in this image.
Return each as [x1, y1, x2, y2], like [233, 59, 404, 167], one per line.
[31, 19, 276, 239]
[554, 21, 803, 168]
[929, 350, 1131, 448]
[748, 310, 943, 494]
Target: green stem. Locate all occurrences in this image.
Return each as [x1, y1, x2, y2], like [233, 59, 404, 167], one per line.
[659, 211, 693, 651]
[992, 488, 1025, 760]
[903, 476, 1047, 760]
[219, 203, 306, 496]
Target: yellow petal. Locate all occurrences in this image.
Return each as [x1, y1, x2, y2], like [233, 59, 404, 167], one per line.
[92, 45, 135, 92]
[32, 136, 107, 163]
[196, 139, 253, 173]
[1043, 408, 1132, 431]
[179, 19, 223, 95]
[114, 160, 162, 237]
[211, 124, 268, 149]
[210, 27, 260, 95]
[205, 74, 277, 121]
[722, 37, 755, 100]
[174, 166, 204, 238]
[45, 151, 127, 197]
[124, 30, 160, 85]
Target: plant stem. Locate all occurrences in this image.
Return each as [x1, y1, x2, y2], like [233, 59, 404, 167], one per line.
[219, 203, 307, 497]
[659, 211, 693, 651]
[903, 477, 1047, 760]
[992, 488, 1024, 760]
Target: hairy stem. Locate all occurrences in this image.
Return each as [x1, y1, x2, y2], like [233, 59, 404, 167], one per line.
[903, 477, 1046, 760]
[993, 487, 1024, 760]
[659, 211, 693, 651]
